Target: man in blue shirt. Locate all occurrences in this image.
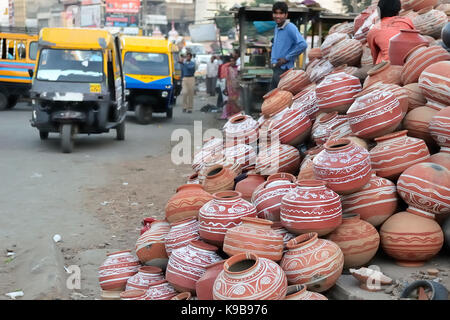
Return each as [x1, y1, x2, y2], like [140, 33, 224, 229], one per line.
[270, 1, 308, 90]
[179, 52, 196, 113]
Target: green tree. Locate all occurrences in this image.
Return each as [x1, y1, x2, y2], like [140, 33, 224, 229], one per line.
[339, 0, 372, 13]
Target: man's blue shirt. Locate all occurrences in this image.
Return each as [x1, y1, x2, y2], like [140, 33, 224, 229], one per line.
[181, 60, 196, 78]
[271, 21, 307, 70]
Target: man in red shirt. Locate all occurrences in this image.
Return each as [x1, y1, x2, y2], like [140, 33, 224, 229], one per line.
[367, 0, 415, 65]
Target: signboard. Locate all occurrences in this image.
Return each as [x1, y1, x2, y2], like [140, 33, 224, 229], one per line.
[105, 0, 140, 14]
[80, 4, 101, 27]
[105, 13, 139, 27]
[189, 23, 218, 42]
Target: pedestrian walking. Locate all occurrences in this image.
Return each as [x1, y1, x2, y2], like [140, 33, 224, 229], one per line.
[206, 56, 219, 96]
[179, 52, 196, 113]
[270, 1, 307, 90]
[220, 56, 242, 119]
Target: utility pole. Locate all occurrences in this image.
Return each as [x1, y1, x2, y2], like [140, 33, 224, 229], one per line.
[141, 0, 147, 35]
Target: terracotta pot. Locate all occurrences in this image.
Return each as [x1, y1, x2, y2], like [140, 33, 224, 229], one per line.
[199, 191, 257, 246]
[120, 289, 147, 300]
[306, 58, 335, 83]
[135, 220, 170, 268]
[320, 32, 349, 58]
[165, 184, 213, 223]
[100, 290, 122, 300]
[397, 162, 450, 219]
[443, 21, 450, 48]
[171, 292, 192, 300]
[316, 72, 362, 114]
[223, 114, 259, 146]
[329, 39, 363, 67]
[329, 21, 354, 35]
[360, 45, 374, 68]
[326, 214, 380, 268]
[145, 280, 178, 300]
[313, 138, 372, 195]
[380, 211, 444, 267]
[308, 48, 323, 62]
[235, 173, 266, 202]
[98, 250, 140, 291]
[280, 233, 344, 292]
[399, 9, 419, 20]
[125, 266, 164, 291]
[428, 147, 450, 170]
[291, 83, 318, 121]
[402, 0, 438, 12]
[369, 130, 430, 180]
[271, 221, 296, 254]
[202, 164, 235, 194]
[224, 144, 257, 169]
[187, 172, 200, 184]
[277, 69, 311, 95]
[312, 111, 345, 145]
[363, 61, 403, 88]
[363, 82, 409, 115]
[420, 65, 450, 117]
[166, 240, 222, 293]
[297, 146, 323, 181]
[140, 217, 156, 235]
[269, 108, 312, 146]
[347, 89, 404, 139]
[403, 106, 439, 147]
[213, 252, 288, 300]
[284, 284, 328, 300]
[341, 172, 399, 227]
[261, 88, 293, 117]
[192, 141, 224, 173]
[255, 144, 301, 176]
[412, 7, 447, 39]
[327, 115, 353, 142]
[403, 83, 427, 111]
[389, 29, 429, 66]
[401, 44, 450, 85]
[280, 179, 342, 236]
[223, 217, 284, 261]
[195, 260, 226, 300]
[354, 7, 374, 34]
[165, 217, 201, 257]
[252, 173, 297, 221]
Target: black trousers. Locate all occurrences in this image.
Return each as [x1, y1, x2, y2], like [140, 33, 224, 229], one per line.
[270, 66, 287, 90]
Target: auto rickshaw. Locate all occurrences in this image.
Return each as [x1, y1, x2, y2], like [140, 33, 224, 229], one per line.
[120, 36, 177, 124]
[29, 28, 128, 153]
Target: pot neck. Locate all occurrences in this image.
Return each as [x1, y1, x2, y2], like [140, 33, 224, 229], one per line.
[375, 130, 408, 143]
[285, 284, 307, 299]
[176, 183, 204, 193]
[341, 213, 361, 224]
[287, 233, 319, 250]
[241, 217, 273, 229]
[223, 252, 259, 277]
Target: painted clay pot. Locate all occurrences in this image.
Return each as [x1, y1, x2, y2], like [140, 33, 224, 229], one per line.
[98, 250, 140, 291]
[428, 105, 450, 148]
[403, 106, 438, 146]
[100, 290, 122, 300]
[171, 292, 192, 300]
[165, 217, 201, 257]
[125, 266, 164, 291]
[329, 39, 363, 67]
[326, 214, 380, 268]
[280, 180, 342, 236]
[195, 260, 226, 300]
[165, 184, 213, 223]
[403, 83, 427, 111]
[223, 114, 259, 146]
[271, 221, 296, 254]
[255, 144, 301, 176]
[223, 217, 284, 261]
[192, 144, 224, 174]
[213, 252, 288, 300]
[369, 130, 430, 180]
[401, 279, 449, 300]
[306, 58, 335, 83]
[347, 89, 403, 139]
[280, 233, 344, 292]
[235, 173, 266, 202]
[312, 112, 346, 145]
[187, 172, 200, 184]
[135, 220, 170, 268]
[308, 47, 323, 62]
[269, 108, 312, 146]
[224, 144, 257, 169]
[330, 64, 359, 78]
[277, 69, 311, 95]
[360, 45, 374, 68]
[401, 44, 450, 85]
[261, 88, 293, 117]
[329, 21, 354, 35]
[120, 289, 147, 300]
[297, 146, 323, 181]
[402, 0, 438, 11]
[316, 72, 362, 114]
[202, 164, 236, 194]
[140, 217, 156, 235]
[166, 240, 222, 293]
[363, 61, 403, 88]
[341, 172, 398, 227]
[397, 162, 450, 219]
[380, 211, 444, 267]
[320, 32, 349, 58]
[428, 147, 450, 170]
[412, 7, 447, 39]
[327, 115, 353, 142]
[354, 7, 374, 34]
[291, 83, 318, 121]
[284, 284, 328, 300]
[389, 29, 429, 66]
[198, 191, 257, 246]
[363, 82, 409, 115]
[419, 62, 450, 110]
[144, 280, 178, 300]
[252, 173, 297, 221]
[313, 138, 372, 195]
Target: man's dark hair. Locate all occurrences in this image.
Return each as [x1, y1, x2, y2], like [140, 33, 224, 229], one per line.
[378, 0, 401, 18]
[272, 1, 288, 14]
[186, 52, 192, 58]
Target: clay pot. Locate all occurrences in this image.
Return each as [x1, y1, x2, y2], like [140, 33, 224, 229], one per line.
[401, 44, 450, 85]
[349, 267, 393, 291]
[280, 180, 342, 236]
[284, 284, 328, 300]
[341, 172, 399, 227]
[365, 82, 409, 115]
[165, 217, 201, 257]
[402, 0, 438, 12]
[399, 9, 419, 20]
[297, 146, 323, 181]
[165, 184, 213, 223]
[277, 69, 311, 95]
[397, 162, 450, 219]
[98, 250, 140, 291]
[430, 107, 450, 149]
[329, 39, 363, 67]
[331, 64, 359, 77]
[354, 7, 374, 34]
[213, 252, 288, 300]
[380, 211, 444, 267]
[125, 266, 164, 291]
[327, 116, 353, 142]
[308, 47, 323, 62]
[271, 221, 296, 254]
[291, 83, 318, 121]
[443, 21, 450, 48]
[255, 144, 301, 176]
[329, 21, 354, 35]
[235, 173, 266, 202]
[360, 45, 374, 68]
[195, 260, 226, 300]
[306, 58, 335, 83]
[369, 130, 430, 180]
[202, 164, 235, 194]
[403, 106, 439, 146]
[100, 290, 122, 300]
[316, 72, 362, 114]
[389, 29, 429, 66]
[326, 214, 380, 268]
[320, 32, 349, 58]
[252, 173, 297, 221]
[269, 108, 312, 146]
[280, 233, 344, 292]
[224, 144, 257, 169]
[363, 61, 403, 88]
[412, 7, 447, 39]
[403, 83, 427, 111]
[347, 89, 404, 139]
[171, 292, 192, 300]
[166, 240, 222, 293]
[145, 280, 178, 300]
[120, 289, 147, 300]
[192, 142, 224, 174]
[261, 88, 293, 117]
[223, 114, 259, 146]
[198, 191, 257, 246]
[420, 65, 450, 116]
[313, 138, 372, 195]
[140, 217, 156, 235]
[428, 147, 450, 170]
[401, 280, 449, 300]
[312, 112, 346, 145]
[135, 220, 170, 268]
[187, 172, 200, 184]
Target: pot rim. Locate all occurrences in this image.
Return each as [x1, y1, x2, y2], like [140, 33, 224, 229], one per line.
[138, 266, 163, 274]
[367, 60, 390, 76]
[318, 111, 338, 124]
[176, 183, 204, 193]
[205, 259, 226, 269]
[403, 43, 428, 64]
[285, 284, 307, 298]
[189, 239, 219, 252]
[120, 289, 147, 299]
[241, 216, 273, 227]
[223, 252, 259, 275]
[212, 190, 242, 201]
[374, 130, 408, 142]
[171, 292, 192, 300]
[324, 138, 353, 151]
[286, 232, 319, 250]
[266, 172, 296, 183]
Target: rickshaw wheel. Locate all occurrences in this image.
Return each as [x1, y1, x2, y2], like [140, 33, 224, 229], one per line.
[0, 92, 8, 110]
[39, 131, 49, 140]
[116, 121, 125, 140]
[135, 104, 153, 125]
[61, 124, 74, 153]
[166, 107, 173, 119]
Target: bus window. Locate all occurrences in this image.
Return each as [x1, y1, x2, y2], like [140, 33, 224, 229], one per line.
[17, 41, 26, 60]
[29, 41, 38, 60]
